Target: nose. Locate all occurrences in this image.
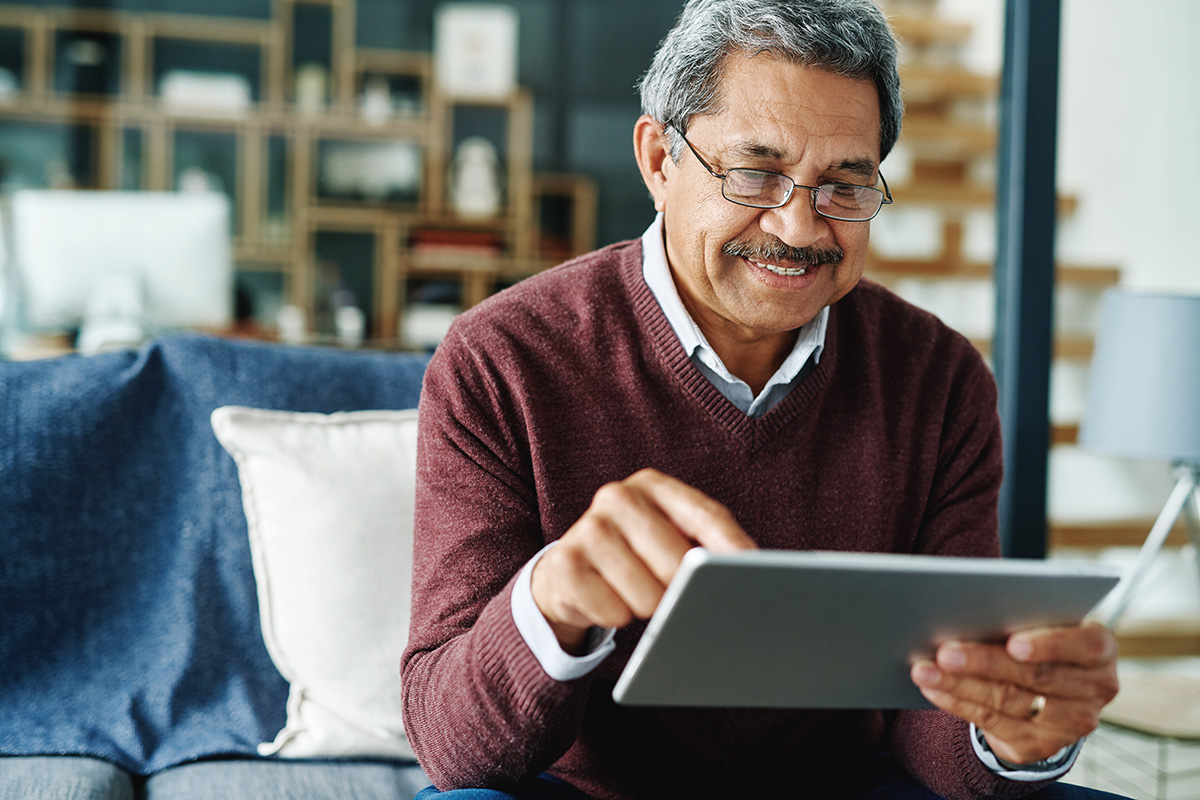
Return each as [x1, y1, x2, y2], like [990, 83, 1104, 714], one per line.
[756, 188, 831, 249]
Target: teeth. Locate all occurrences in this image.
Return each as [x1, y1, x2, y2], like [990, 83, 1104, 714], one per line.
[752, 260, 807, 277]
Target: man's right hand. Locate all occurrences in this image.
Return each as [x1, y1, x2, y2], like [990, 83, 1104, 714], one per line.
[530, 468, 757, 654]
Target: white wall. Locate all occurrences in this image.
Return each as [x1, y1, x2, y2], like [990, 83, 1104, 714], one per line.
[1057, 0, 1200, 293]
[939, 0, 1200, 292]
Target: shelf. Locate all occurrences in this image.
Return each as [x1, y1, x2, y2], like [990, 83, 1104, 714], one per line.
[407, 252, 552, 279]
[0, 92, 435, 139]
[306, 203, 412, 227]
[0, 0, 593, 343]
[142, 14, 276, 45]
[233, 246, 293, 265]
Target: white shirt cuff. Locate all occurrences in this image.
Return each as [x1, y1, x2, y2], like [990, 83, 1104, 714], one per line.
[511, 542, 617, 682]
[970, 723, 1082, 781]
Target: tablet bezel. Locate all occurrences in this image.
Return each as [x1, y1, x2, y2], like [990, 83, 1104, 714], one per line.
[611, 549, 1121, 709]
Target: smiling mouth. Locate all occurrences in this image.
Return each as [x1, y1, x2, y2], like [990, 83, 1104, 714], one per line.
[724, 238, 843, 278]
[750, 260, 808, 277]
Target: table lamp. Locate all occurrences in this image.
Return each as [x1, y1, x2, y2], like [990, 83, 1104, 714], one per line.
[1079, 289, 1200, 626]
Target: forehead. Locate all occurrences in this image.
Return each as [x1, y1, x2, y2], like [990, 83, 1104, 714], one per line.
[694, 52, 883, 171]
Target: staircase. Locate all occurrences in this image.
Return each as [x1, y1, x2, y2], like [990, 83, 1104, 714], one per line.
[874, 1, 1199, 656]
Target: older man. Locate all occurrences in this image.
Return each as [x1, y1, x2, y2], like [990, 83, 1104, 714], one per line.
[402, 1, 1123, 798]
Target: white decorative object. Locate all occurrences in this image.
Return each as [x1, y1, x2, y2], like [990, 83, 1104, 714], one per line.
[321, 140, 421, 201]
[434, 3, 518, 100]
[159, 70, 252, 115]
[449, 136, 502, 219]
[402, 303, 459, 350]
[335, 305, 365, 347]
[276, 304, 307, 344]
[359, 75, 393, 126]
[76, 272, 146, 355]
[177, 167, 224, 194]
[294, 62, 328, 117]
[211, 405, 421, 760]
[0, 68, 18, 104]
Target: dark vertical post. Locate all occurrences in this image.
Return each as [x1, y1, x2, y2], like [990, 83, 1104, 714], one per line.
[994, 0, 1061, 559]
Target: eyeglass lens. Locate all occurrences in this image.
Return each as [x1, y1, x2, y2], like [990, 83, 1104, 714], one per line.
[722, 169, 884, 220]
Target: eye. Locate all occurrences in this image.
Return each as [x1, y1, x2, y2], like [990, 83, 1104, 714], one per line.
[724, 169, 778, 196]
[824, 183, 866, 208]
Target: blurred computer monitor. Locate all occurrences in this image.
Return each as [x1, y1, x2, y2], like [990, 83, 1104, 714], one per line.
[9, 189, 232, 351]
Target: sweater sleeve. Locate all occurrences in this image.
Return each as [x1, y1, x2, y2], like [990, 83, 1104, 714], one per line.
[889, 346, 1058, 800]
[400, 327, 591, 790]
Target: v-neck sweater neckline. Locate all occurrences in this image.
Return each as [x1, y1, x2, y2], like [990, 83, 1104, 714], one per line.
[620, 241, 840, 449]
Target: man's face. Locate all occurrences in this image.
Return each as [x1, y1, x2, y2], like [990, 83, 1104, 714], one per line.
[654, 53, 882, 349]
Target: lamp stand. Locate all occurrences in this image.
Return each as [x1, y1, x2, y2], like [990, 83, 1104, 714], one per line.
[1102, 463, 1200, 628]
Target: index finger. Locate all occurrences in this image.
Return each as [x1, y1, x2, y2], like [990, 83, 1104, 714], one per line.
[627, 468, 757, 553]
[1006, 620, 1118, 668]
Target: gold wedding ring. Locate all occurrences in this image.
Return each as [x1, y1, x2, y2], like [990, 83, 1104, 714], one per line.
[1028, 694, 1047, 720]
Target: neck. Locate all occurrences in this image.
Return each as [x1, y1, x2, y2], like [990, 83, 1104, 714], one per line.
[706, 325, 799, 396]
[670, 279, 802, 395]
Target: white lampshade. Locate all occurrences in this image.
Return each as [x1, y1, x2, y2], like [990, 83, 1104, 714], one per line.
[1080, 290, 1200, 465]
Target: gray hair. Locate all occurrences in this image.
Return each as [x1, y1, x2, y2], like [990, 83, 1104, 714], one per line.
[638, 0, 903, 162]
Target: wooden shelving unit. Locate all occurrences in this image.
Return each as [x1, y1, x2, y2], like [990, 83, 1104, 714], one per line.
[0, 0, 597, 344]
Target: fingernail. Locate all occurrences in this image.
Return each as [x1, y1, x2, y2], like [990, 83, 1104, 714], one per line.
[1009, 637, 1033, 661]
[914, 661, 941, 686]
[941, 645, 967, 669]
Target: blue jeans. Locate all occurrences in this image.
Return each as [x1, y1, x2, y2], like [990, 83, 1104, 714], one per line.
[851, 760, 1129, 799]
[415, 775, 587, 800]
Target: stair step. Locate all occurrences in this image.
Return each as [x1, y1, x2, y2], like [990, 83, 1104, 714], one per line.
[890, 15, 974, 47]
[1049, 520, 1194, 549]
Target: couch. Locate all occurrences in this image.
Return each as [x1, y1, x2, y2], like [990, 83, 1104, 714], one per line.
[1, 333, 436, 799]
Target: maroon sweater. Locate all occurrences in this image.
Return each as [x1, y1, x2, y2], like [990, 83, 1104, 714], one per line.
[403, 239, 1046, 799]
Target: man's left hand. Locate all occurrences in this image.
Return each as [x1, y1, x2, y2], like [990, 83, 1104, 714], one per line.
[910, 620, 1120, 766]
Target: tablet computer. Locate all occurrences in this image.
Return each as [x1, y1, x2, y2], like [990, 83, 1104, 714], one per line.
[611, 548, 1120, 709]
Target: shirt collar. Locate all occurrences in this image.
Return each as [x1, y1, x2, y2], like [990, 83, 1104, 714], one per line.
[640, 212, 827, 395]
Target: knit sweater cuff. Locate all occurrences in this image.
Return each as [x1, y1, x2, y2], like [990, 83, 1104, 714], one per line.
[474, 575, 597, 717]
[952, 722, 1057, 799]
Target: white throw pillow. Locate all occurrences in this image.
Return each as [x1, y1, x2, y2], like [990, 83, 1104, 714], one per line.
[211, 405, 419, 760]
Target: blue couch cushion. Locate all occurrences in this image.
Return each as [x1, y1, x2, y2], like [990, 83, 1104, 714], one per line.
[0, 334, 429, 775]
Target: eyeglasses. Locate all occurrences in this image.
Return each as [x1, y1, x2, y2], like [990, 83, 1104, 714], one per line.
[673, 127, 893, 222]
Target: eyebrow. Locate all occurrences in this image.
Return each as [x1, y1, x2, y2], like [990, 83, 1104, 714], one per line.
[722, 141, 879, 182]
[830, 159, 879, 181]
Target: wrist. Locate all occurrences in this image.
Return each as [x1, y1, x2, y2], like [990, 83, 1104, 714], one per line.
[547, 619, 590, 656]
[530, 546, 594, 655]
[974, 724, 1078, 776]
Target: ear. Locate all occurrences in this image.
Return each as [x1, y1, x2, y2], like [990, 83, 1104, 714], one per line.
[633, 115, 672, 213]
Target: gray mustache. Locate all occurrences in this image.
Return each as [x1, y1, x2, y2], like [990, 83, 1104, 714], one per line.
[723, 238, 843, 266]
